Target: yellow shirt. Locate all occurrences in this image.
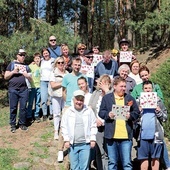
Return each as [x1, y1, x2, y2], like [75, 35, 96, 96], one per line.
[113, 94, 128, 139]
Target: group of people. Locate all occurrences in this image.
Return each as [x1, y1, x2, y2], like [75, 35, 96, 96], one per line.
[4, 36, 170, 170]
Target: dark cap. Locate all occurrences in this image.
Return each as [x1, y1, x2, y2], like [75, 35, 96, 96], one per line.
[84, 49, 93, 56]
[119, 38, 129, 46]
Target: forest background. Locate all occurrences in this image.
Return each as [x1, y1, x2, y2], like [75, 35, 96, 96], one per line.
[0, 0, 170, 136]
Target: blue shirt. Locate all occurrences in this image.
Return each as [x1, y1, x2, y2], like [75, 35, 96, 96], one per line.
[141, 109, 155, 139]
[48, 46, 61, 59]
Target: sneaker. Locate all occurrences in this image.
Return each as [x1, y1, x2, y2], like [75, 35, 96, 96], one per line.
[26, 117, 33, 126]
[54, 131, 59, 140]
[57, 150, 64, 162]
[35, 117, 40, 123]
[11, 125, 16, 133]
[19, 125, 28, 131]
[49, 114, 53, 120]
[43, 115, 47, 121]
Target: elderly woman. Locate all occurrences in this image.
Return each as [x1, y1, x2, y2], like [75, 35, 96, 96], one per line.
[49, 57, 69, 140]
[117, 64, 136, 94]
[128, 60, 142, 85]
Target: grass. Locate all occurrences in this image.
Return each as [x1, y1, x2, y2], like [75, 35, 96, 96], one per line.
[0, 148, 18, 170]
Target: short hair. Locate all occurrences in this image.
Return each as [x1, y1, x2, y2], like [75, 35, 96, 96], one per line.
[118, 64, 130, 74]
[102, 50, 112, 57]
[96, 74, 112, 90]
[139, 65, 150, 74]
[33, 52, 41, 58]
[71, 56, 82, 65]
[77, 76, 87, 83]
[61, 45, 69, 51]
[113, 76, 126, 86]
[142, 80, 153, 88]
[41, 48, 50, 56]
[93, 46, 100, 50]
[77, 43, 86, 50]
[129, 60, 140, 71]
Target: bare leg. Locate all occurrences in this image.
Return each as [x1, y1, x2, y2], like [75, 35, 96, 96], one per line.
[141, 159, 149, 170]
[151, 158, 159, 170]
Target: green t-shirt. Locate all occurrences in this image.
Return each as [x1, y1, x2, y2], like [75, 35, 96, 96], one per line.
[131, 83, 164, 101]
[29, 63, 41, 88]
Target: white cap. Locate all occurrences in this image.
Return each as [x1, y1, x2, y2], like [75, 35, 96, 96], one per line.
[18, 49, 26, 53]
[73, 90, 85, 97]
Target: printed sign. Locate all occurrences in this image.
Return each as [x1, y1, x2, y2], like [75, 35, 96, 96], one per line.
[112, 105, 130, 120]
[14, 64, 27, 73]
[140, 92, 157, 109]
[92, 54, 103, 66]
[81, 65, 94, 78]
[119, 51, 132, 63]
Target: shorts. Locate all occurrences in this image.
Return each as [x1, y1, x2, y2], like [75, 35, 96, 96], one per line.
[137, 139, 163, 160]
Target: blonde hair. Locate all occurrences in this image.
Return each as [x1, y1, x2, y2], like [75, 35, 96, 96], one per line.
[54, 57, 65, 68]
[96, 74, 112, 90]
[61, 45, 69, 52]
[77, 43, 86, 50]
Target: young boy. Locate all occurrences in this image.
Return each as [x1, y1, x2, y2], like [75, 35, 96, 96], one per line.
[137, 80, 168, 170]
[27, 52, 41, 123]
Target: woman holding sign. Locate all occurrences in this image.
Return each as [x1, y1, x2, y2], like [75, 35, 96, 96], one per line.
[99, 77, 140, 170]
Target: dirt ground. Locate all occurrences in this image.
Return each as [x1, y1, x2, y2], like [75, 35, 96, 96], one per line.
[0, 48, 170, 169]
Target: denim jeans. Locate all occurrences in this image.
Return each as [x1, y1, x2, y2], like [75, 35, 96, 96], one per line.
[8, 88, 29, 126]
[40, 81, 52, 116]
[27, 88, 41, 118]
[106, 139, 133, 170]
[69, 143, 91, 170]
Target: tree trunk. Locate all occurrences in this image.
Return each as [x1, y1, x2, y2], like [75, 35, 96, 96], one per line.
[88, 0, 95, 49]
[80, 0, 88, 44]
[126, 0, 133, 46]
[114, 0, 119, 49]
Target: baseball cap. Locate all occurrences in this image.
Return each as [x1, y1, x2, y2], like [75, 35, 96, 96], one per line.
[73, 90, 85, 98]
[18, 49, 26, 53]
[119, 38, 129, 46]
[84, 49, 93, 56]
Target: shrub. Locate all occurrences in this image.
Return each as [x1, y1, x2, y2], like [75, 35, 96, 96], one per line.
[151, 58, 170, 139]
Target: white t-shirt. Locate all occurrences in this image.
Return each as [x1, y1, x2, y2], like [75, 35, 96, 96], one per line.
[40, 58, 54, 81]
[128, 72, 142, 85]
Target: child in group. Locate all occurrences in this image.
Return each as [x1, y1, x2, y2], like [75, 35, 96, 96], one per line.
[137, 80, 168, 170]
[27, 52, 41, 123]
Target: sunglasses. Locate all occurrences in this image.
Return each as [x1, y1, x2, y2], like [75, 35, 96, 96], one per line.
[57, 62, 64, 64]
[18, 53, 26, 57]
[86, 56, 93, 58]
[78, 48, 85, 50]
[50, 39, 56, 42]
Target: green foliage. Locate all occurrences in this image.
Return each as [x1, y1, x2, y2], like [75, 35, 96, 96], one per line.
[0, 18, 80, 63]
[0, 148, 17, 170]
[151, 58, 170, 138]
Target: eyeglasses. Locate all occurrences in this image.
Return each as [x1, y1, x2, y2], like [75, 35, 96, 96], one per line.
[18, 53, 26, 57]
[57, 62, 64, 64]
[78, 48, 85, 50]
[50, 39, 56, 42]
